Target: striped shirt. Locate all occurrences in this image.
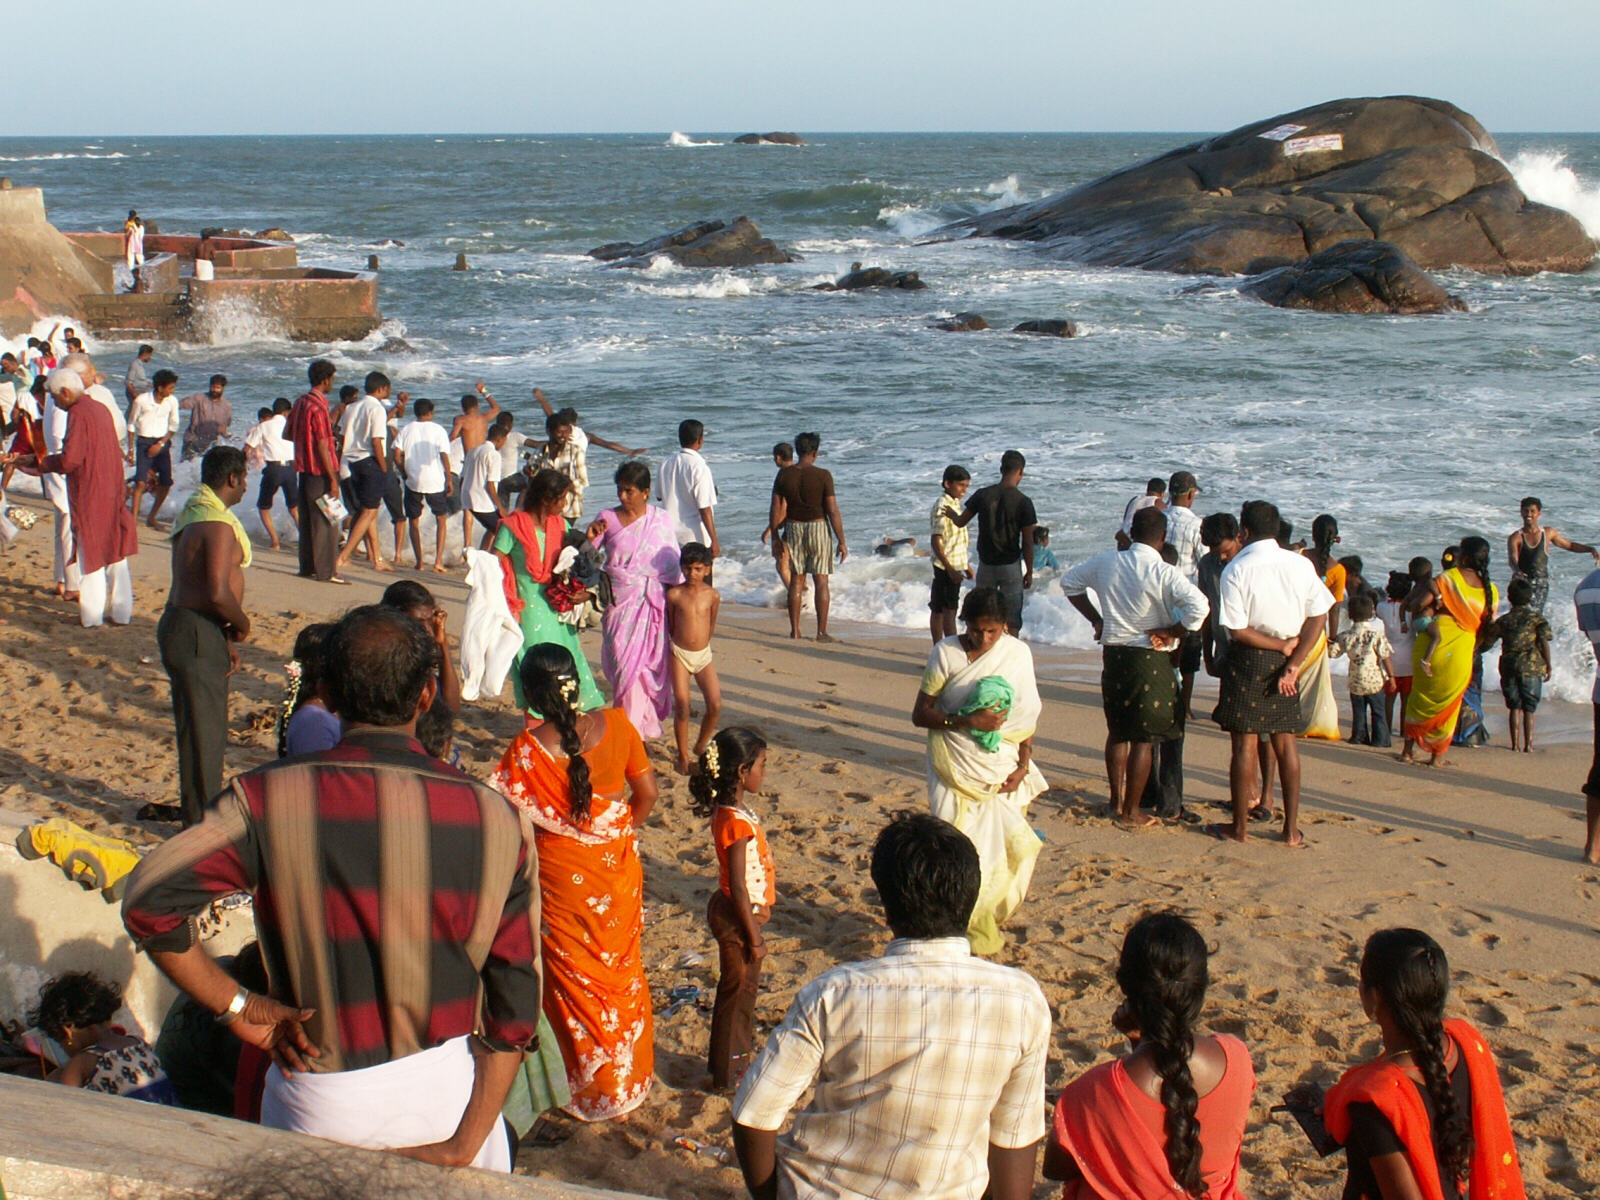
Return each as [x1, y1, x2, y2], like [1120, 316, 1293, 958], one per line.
[929, 495, 970, 573]
[287, 389, 335, 476]
[1574, 567, 1600, 702]
[732, 937, 1050, 1200]
[122, 730, 543, 1074]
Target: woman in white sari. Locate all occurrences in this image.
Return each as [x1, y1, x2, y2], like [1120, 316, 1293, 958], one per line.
[910, 587, 1048, 954]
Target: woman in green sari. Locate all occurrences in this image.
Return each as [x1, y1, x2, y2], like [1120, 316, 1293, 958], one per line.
[495, 468, 604, 712]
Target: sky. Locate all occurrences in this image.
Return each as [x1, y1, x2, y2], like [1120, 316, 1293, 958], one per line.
[19, 1, 1600, 136]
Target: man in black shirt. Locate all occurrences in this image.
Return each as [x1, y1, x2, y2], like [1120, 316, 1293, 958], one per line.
[954, 450, 1037, 634]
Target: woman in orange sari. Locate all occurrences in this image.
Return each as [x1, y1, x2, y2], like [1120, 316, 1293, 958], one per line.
[1402, 538, 1498, 766]
[491, 643, 658, 1121]
[1288, 928, 1525, 1200]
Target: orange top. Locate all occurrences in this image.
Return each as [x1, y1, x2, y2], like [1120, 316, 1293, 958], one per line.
[713, 805, 775, 909]
[1325, 1019, 1526, 1200]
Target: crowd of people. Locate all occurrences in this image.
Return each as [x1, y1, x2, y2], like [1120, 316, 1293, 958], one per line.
[0, 340, 1582, 1200]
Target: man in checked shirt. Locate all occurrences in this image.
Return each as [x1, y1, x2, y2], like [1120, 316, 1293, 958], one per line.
[123, 605, 542, 1170]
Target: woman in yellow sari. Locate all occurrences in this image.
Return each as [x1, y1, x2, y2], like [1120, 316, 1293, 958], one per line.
[1296, 514, 1345, 742]
[910, 587, 1047, 954]
[1402, 537, 1498, 766]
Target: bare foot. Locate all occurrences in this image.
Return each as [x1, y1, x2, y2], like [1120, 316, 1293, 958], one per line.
[1283, 830, 1306, 848]
[815, 632, 839, 644]
[674, 754, 690, 775]
[432, 563, 450, 574]
[268, 540, 282, 551]
[372, 561, 394, 573]
[1113, 814, 1160, 831]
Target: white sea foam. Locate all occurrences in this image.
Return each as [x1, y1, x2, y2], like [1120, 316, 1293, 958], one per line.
[666, 131, 722, 148]
[0, 151, 128, 162]
[980, 173, 1025, 209]
[1507, 150, 1600, 238]
[630, 271, 781, 300]
[877, 204, 943, 238]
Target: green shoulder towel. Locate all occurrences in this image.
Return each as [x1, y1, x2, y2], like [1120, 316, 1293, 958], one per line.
[957, 675, 1014, 752]
[171, 483, 252, 568]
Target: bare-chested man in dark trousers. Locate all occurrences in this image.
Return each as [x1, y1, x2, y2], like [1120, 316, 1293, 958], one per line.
[153, 446, 251, 827]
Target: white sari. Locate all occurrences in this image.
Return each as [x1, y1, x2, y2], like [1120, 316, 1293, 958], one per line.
[921, 633, 1048, 954]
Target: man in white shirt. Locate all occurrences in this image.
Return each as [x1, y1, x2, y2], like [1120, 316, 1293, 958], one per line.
[655, 419, 718, 555]
[1212, 500, 1334, 847]
[393, 397, 454, 571]
[462, 424, 508, 549]
[1063, 507, 1209, 827]
[332, 372, 393, 576]
[1118, 477, 1166, 542]
[1163, 471, 1205, 720]
[732, 812, 1047, 1200]
[127, 368, 180, 527]
[246, 397, 298, 551]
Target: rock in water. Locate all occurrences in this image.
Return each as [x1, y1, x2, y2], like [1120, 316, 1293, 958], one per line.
[254, 227, 293, 242]
[1012, 319, 1078, 337]
[931, 312, 988, 331]
[1242, 240, 1465, 314]
[376, 336, 415, 354]
[733, 132, 805, 145]
[814, 264, 927, 291]
[588, 217, 795, 268]
[941, 96, 1597, 276]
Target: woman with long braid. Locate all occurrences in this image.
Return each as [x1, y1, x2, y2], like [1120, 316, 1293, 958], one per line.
[1296, 929, 1525, 1200]
[1044, 912, 1254, 1198]
[490, 644, 659, 1121]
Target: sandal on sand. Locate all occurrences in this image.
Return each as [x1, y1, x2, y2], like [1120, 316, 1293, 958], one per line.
[328, 575, 352, 586]
[1203, 822, 1244, 843]
[1248, 804, 1275, 823]
[1166, 809, 1203, 826]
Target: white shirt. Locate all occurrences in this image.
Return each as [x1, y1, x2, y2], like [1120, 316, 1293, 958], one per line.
[41, 395, 69, 510]
[87, 384, 127, 444]
[1062, 543, 1209, 647]
[339, 395, 388, 465]
[127, 390, 178, 439]
[654, 446, 717, 543]
[1217, 539, 1335, 639]
[732, 937, 1049, 1200]
[463, 441, 503, 512]
[1164, 503, 1203, 582]
[1121, 493, 1162, 534]
[247, 413, 295, 463]
[499, 432, 533, 476]
[1377, 598, 1415, 676]
[395, 419, 452, 493]
[447, 436, 464, 476]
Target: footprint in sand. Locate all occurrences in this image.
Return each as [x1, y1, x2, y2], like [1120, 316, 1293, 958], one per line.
[843, 792, 874, 803]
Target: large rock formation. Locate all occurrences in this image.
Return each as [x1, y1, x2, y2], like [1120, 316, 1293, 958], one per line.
[734, 132, 804, 145]
[813, 263, 927, 291]
[0, 185, 111, 338]
[942, 97, 1597, 276]
[1243, 240, 1465, 314]
[588, 217, 795, 268]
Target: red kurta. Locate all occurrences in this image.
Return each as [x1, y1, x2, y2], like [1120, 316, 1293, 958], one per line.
[40, 398, 138, 575]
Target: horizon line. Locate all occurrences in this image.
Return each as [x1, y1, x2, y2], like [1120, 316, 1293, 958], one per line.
[6, 128, 1600, 140]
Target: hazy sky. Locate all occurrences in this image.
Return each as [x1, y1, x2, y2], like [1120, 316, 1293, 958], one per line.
[21, 1, 1600, 135]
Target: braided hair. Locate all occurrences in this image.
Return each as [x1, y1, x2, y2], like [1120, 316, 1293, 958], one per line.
[277, 622, 335, 758]
[1115, 912, 1209, 1197]
[688, 727, 768, 819]
[1456, 536, 1494, 640]
[518, 643, 592, 823]
[1361, 929, 1472, 1190]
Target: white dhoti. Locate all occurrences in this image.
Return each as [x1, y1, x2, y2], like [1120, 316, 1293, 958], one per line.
[260, 1036, 511, 1172]
[77, 560, 133, 627]
[46, 485, 81, 592]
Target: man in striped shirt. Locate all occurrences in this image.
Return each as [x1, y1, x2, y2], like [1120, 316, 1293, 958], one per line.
[123, 605, 541, 1170]
[1575, 566, 1600, 863]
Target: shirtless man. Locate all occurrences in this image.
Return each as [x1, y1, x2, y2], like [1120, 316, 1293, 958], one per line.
[451, 382, 500, 549]
[1507, 496, 1599, 614]
[155, 446, 251, 828]
[666, 542, 722, 774]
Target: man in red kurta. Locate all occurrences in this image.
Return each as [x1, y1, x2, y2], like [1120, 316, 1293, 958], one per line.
[38, 368, 139, 626]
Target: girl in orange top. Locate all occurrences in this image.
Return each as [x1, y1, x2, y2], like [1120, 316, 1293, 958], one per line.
[1290, 928, 1525, 1200]
[689, 726, 773, 1090]
[490, 643, 659, 1122]
[1045, 912, 1255, 1200]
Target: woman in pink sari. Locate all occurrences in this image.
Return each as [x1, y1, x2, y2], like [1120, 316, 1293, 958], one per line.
[587, 461, 682, 738]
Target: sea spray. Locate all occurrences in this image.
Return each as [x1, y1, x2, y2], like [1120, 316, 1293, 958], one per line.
[1507, 150, 1600, 239]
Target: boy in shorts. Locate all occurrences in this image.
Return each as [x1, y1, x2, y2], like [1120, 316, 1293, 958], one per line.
[1495, 576, 1552, 752]
[928, 464, 972, 641]
[393, 397, 454, 571]
[762, 442, 796, 592]
[666, 542, 722, 774]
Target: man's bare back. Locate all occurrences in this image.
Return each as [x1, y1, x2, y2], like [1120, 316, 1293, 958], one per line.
[450, 382, 500, 453]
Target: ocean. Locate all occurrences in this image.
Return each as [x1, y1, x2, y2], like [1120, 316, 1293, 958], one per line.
[4, 129, 1600, 702]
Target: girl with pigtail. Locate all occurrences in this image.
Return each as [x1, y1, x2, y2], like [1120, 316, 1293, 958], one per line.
[1045, 912, 1255, 1199]
[489, 643, 659, 1122]
[1288, 928, 1525, 1200]
[278, 623, 339, 757]
[689, 726, 773, 1091]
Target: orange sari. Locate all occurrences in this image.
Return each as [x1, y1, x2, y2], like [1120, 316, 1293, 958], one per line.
[1326, 1019, 1525, 1200]
[491, 707, 654, 1121]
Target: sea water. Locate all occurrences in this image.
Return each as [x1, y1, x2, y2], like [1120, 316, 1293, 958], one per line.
[4, 131, 1599, 702]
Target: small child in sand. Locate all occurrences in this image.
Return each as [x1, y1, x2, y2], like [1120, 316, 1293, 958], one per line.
[29, 972, 176, 1104]
[666, 541, 722, 773]
[689, 726, 773, 1091]
[1493, 577, 1551, 752]
[1402, 555, 1442, 675]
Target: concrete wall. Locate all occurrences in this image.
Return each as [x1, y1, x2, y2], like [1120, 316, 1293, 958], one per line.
[0, 186, 110, 337]
[189, 272, 380, 342]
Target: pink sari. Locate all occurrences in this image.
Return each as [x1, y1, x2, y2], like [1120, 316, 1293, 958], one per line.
[592, 505, 681, 738]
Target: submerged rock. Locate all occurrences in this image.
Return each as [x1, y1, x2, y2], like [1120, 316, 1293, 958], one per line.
[1012, 319, 1078, 337]
[814, 263, 927, 291]
[941, 96, 1596, 276]
[588, 217, 795, 268]
[734, 132, 805, 145]
[931, 312, 988, 331]
[254, 227, 293, 242]
[376, 336, 416, 354]
[1242, 240, 1465, 314]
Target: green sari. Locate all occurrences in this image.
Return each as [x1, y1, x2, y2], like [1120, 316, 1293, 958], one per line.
[494, 511, 604, 712]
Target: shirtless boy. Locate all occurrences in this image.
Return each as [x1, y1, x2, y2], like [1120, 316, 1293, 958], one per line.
[666, 541, 722, 774]
[450, 381, 500, 548]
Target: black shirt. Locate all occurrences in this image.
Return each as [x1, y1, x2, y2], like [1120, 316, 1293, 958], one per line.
[1342, 1054, 1472, 1200]
[964, 483, 1038, 566]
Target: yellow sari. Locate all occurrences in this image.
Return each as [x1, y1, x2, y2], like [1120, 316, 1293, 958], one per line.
[1295, 632, 1342, 740]
[1404, 568, 1497, 756]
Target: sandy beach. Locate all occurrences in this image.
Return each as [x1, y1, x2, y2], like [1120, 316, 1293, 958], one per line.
[0, 493, 1595, 1199]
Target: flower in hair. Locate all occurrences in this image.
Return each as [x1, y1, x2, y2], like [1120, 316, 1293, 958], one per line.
[559, 678, 579, 703]
[704, 741, 721, 777]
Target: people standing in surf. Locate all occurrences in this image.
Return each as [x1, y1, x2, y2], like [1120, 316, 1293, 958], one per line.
[1401, 538, 1498, 766]
[928, 464, 973, 642]
[1506, 496, 1599, 614]
[952, 450, 1037, 636]
[769, 432, 847, 642]
[762, 441, 797, 596]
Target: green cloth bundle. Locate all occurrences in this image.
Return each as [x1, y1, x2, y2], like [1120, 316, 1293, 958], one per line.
[957, 675, 1014, 752]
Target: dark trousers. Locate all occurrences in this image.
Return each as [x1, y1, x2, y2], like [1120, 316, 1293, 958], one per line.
[1139, 735, 1185, 818]
[707, 889, 765, 1089]
[1585, 704, 1600, 798]
[297, 473, 339, 581]
[157, 607, 231, 828]
[1351, 691, 1391, 747]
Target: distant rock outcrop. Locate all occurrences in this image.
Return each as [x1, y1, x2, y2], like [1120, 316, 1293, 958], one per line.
[930, 312, 988, 331]
[1242, 240, 1465, 314]
[814, 263, 927, 291]
[588, 217, 795, 268]
[941, 96, 1597, 276]
[1012, 319, 1078, 337]
[734, 132, 805, 146]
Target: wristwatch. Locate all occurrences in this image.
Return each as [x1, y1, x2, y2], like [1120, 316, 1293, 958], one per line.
[215, 987, 251, 1026]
